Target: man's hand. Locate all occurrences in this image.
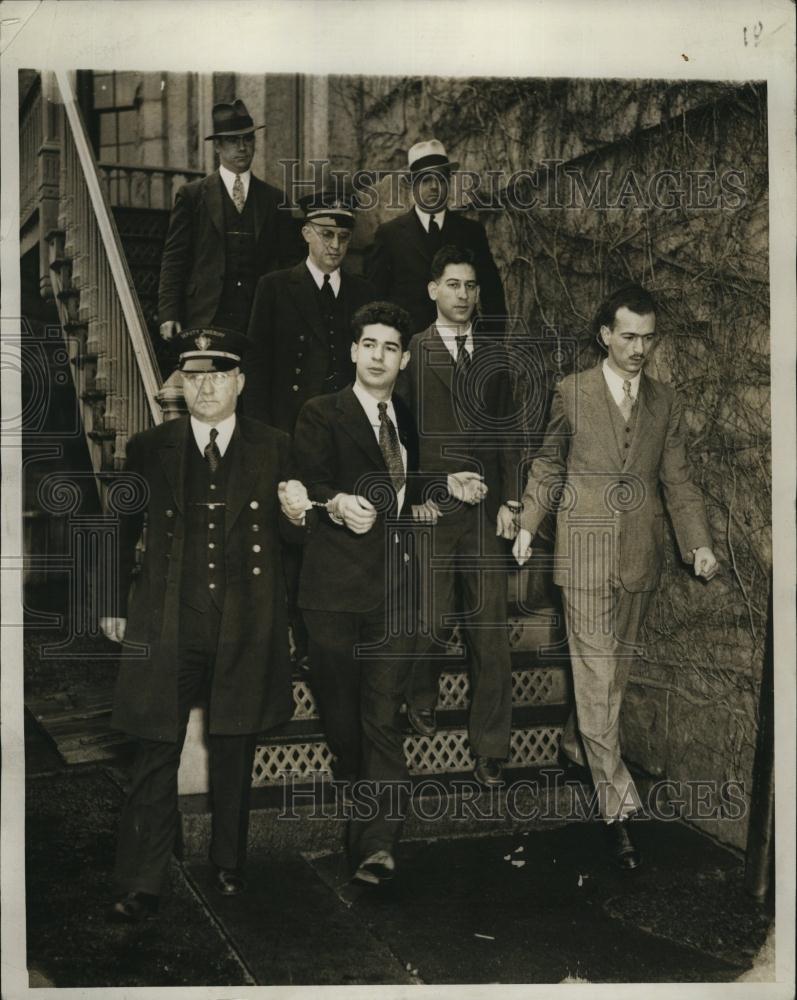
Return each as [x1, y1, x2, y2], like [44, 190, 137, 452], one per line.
[512, 528, 533, 566]
[278, 480, 310, 522]
[331, 494, 377, 534]
[412, 499, 440, 524]
[448, 471, 488, 505]
[693, 546, 719, 581]
[496, 504, 519, 540]
[100, 617, 127, 643]
[160, 320, 182, 341]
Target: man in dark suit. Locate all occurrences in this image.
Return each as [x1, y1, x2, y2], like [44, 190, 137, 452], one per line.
[100, 329, 307, 922]
[366, 139, 506, 334]
[158, 100, 300, 339]
[514, 284, 719, 868]
[243, 189, 376, 433]
[398, 245, 522, 787]
[293, 301, 481, 884]
[243, 190, 376, 665]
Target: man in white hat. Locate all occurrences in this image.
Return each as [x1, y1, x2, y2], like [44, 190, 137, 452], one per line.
[158, 99, 301, 340]
[366, 139, 506, 335]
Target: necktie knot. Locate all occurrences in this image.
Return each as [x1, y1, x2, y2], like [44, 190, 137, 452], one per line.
[454, 334, 472, 373]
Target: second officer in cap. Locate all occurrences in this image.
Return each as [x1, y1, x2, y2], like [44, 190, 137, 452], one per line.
[243, 189, 377, 433]
[101, 328, 308, 923]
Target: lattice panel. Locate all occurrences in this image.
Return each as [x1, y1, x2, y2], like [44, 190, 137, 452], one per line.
[291, 678, 319, 719]
[437, 667, 568, 709]
[252, 741, 334, 786]
[251, 726, 563, 786]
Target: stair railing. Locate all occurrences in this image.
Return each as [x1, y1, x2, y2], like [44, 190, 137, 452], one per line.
[44, 71, 178, 491]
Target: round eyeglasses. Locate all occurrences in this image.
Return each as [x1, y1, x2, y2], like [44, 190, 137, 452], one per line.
[307, 222, 352, 246]
[181, 371, 236, 387]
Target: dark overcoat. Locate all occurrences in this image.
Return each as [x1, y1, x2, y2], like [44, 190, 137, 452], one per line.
[109, 415, 302, 742]
[365, 209, 506, 334]
[157, 171, 302, 329]
[243, 263, 376, 433]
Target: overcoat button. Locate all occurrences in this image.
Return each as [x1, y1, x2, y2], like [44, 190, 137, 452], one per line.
[209, 562, 215, 569]
[208, 522, 215, 530]
[253, 544, 261, 553]
[252, 524, 260, 532]
[208, 542, 215, 549]
[252, 567, 261, 576]
[209, 583, 216, 590]
[210, 484, 217, 491]
[250, 500, 259, 510]
[292, 385, 299, 392]
[166, 510, 174, 517]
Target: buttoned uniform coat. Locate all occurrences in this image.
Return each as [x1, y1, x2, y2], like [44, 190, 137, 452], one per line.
[519, 364, 712, 592]
[243, 262, 377, 433]
[157, 171, 301, 329]
[366, 209, 507, 335]
[294, 386, 434, 615]
[109, 415, 303, 743]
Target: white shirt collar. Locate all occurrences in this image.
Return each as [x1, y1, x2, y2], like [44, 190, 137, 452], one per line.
[436, 321, 474, 360]
[190, 412, 236, 456]
[219, 164, 251, 202]
[305, 257, 341, 296]
[602, 359, 641, 404]
[415, 205, 447, 232]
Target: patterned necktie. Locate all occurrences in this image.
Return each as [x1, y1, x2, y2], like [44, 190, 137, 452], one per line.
[377, 402, 405, 493]
[620, 379, 635, 422]
[455, 334, 472, 375]
[204, 427, 221, 473]
[232, 173, 245, 214]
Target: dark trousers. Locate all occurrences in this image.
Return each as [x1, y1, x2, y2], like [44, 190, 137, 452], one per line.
[113, 604, 255, 895]
[408, 505, 513, 759]
[303, 601, 412, 867]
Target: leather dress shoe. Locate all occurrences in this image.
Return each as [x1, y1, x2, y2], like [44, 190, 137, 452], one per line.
[407, 705, 436, 738]
[474, 756, 504, 786]
[353, 849, 396, 885]
[214, 866, 245, 895]
[606, 819, 641, 871]
[106, 890, 159, 924]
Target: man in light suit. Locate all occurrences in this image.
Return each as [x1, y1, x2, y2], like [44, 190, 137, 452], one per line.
[100, 329, 307, 922]
[293, 301, 481, 884]
[158, 100, 300, 339]
[366, 139, 506, 335]
[514, 284, 719, 869]
[398, 245, 522, 787]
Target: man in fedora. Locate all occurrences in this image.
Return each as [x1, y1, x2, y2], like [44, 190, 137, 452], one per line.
[101, 328, 307, 922]
[366, 139, 506, 335]
[158, 100, 301, 339]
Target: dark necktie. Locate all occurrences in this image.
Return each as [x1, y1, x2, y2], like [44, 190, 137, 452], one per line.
[428, 213, 440, 238]
[377, 401, 405, 493]
[204, 427, 221, 474]
[320, 272, 336, 308]
[455, 334, 472, 375]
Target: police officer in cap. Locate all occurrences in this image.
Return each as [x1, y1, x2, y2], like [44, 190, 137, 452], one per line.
[101, 328, 307, 922]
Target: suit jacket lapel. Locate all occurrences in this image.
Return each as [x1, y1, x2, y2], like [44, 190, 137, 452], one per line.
[158, 417, 190, 513]
[338, 386, 386, 471]
[579, 365, 623, 469]
[288, 263, 326, 346]
[400, 209, 435, 268]
[250, 176, 266, 241]
[224, 421, 260, 538]
[423, 325, 454, 395]
[204, 172, 224, 237]
[625, 372, 658, 467]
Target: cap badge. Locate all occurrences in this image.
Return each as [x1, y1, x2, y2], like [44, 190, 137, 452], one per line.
[195, 333, 211, 351]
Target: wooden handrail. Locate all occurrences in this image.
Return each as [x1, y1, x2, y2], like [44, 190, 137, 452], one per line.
[55, 70, 163, 425]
